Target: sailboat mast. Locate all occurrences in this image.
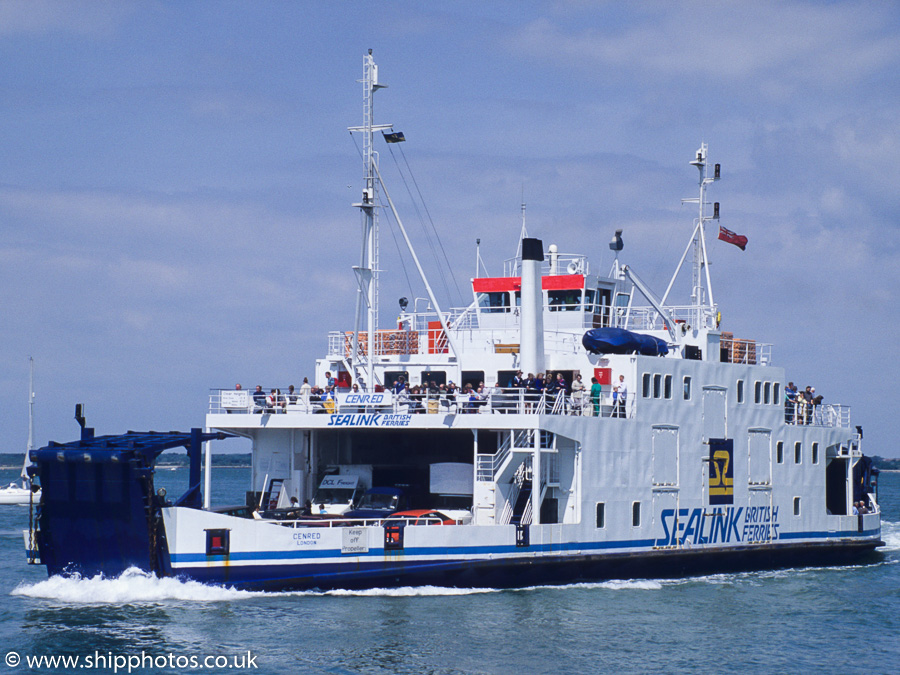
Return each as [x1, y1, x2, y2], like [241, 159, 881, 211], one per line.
[26, 357, 34, 453]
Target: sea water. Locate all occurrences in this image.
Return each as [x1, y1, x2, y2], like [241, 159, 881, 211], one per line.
[1, 465, 897, 674]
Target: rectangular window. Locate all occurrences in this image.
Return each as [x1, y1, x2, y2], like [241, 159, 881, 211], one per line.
[683, 376, 692, 400]
[764, 382, 771, 404]
[421, 370, 446, 386]
[794, 441, 802, 464]
[642, 373, 651, 398]
[461, 371, 485, 390]
[776, 441, 784, 464]
[477, 291, 510, 313]
[773, 383, 780, 405]
[653, 374, 662, 399]
[664, 375, 672, 399]
[812, 442, 819, 465]
[754, 381, 762, 403]
[632, 501, 641, 527]
[793, 497, 801, 516]
[595, 503, 605, 529]
[737, 379, 744, 404]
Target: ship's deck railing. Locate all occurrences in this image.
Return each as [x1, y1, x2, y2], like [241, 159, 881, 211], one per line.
[255, 514, 465, 528]
[502, 253, 590, 278]
[784, 402, 851, 427]
[209, 388, 635, 419]
[209, 388, 850, 429]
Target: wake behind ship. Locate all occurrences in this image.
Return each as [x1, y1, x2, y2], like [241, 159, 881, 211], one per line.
[24, 52, 883, 591]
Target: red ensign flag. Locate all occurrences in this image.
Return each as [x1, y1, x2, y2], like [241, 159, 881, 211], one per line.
[718, 226, 748, 251]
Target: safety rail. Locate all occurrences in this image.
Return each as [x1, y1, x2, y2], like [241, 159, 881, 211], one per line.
[784, 402, 851, 428]
[209, 388, 633, 419]
[257, 515, 466, 528]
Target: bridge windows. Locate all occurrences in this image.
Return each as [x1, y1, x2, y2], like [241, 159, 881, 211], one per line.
[548, 289, 581, 311]
[764, 382, 771, 404]
[664, 375, 672, 399]
[477, 291, 511, 313]
[754, 381, 762, 403]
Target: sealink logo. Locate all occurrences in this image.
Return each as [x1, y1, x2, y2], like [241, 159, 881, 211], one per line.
[656, 506, 780, 546]
[327, 414, 411, 427]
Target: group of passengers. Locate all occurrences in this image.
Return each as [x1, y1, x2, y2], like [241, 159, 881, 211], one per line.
[784, 382, 824, 425]
[852, 500, 873, 515]
[242, 376, 336, 413]
[237, 368, 628, 417]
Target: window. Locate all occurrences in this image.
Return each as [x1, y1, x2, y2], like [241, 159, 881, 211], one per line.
[642, 373, 651, 398]
[595, 503, 605, 529]
[812, 442, 819, 465]
[773, 383, 780, 405]
[384, 371, 409, 388]
[664, 375, 672, 399]
[477, 291, 510, 313]
[584, 289, 598, 314]
[794, 441, 802, 464]
[737, 380, 744, 404]
[632, 501, 641, 527]
[764, 382, 771, 405]
[776, 441, 784, 464]
[793, 497, 801, 516]
[547, 289, 581, 312]
[653, 374, 662, 399]
[421, 370, 446, 386]
[754, 381, 762, 403]
[461, 371, 485, 390]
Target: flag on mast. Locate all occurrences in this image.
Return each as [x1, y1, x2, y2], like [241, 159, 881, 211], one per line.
[718, 226, 748, 251]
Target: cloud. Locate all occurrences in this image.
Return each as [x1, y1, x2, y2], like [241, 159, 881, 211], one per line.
[0, 0, 135, 36]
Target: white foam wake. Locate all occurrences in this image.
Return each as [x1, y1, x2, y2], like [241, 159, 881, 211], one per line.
[879, 519, 900, 552]
[10, 567, 264, 604]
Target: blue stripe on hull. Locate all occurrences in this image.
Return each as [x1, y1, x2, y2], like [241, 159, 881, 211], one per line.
[171, 539, 884, 592]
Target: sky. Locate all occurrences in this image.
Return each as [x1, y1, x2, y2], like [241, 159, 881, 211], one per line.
[0, 1, 898, 457]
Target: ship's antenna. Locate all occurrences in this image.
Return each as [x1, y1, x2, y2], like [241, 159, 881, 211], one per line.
[661, 143, 720, 324]
[348, 49, 392, 390]
[514, 193, 528, 270]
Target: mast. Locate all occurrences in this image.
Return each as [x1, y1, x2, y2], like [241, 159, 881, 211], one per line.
[661, 143, 721, 325]
[23, 356, 34, 481]
[348, 50, 392, 390]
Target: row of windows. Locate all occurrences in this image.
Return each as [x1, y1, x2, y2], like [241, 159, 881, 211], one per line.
[595, 497, 802, 528]
[642, 374, 692, 400]
[776, 441, 820, 465]
[736, 379, 782, 406]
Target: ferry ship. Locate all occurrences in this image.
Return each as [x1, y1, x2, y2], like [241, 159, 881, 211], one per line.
[25, 52, 883, 590]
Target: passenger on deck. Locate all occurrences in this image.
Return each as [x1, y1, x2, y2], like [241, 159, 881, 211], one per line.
[392, 376, 406, 395]
[785, 382, 798, 424]
[253, 385, 266, 413]
[801, 386, 814, 424]
[351, 383, 360, 393]
[266, 389, 278, 413]
[811, 389, 823, 424]
[571, 374, 585, 415]
[286, 384, 297, 405]
[613, 375, 628, 418]
[511, 370, 524, 388]
[325, 371, 336, 389]
[590, 377, 602, 417]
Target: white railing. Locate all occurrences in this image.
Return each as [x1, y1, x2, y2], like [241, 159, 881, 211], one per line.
[476, 433, 512, 482]
[784, 402, 851, 428]
[209, 387, 633, 418]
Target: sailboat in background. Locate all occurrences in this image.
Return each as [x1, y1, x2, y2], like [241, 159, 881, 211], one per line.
[0, 358, 40, 505]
